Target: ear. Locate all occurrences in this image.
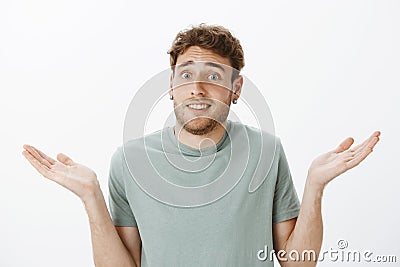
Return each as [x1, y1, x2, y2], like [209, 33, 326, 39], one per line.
[232, 75, 243, 101]
[169, 73, 174, 99]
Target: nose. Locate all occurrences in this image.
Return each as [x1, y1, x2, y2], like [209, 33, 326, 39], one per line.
[191, 81, 206, 96]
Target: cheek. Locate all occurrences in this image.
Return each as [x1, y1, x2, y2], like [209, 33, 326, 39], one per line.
[172, 88, 189, 102]
[213, 89, 232, 101]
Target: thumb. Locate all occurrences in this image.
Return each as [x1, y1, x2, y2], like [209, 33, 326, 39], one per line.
[332, 137, 354, 153]
[57, 153, 75, 166]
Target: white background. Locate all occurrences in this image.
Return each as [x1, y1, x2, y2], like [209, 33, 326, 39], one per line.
[1, 0, 399, 266]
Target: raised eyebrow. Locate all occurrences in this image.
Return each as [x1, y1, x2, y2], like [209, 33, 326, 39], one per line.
[204, 62, 226, 73]
[175, 61, 226, 73]
[175, 61, 195, 70]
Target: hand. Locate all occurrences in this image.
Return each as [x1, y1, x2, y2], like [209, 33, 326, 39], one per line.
[307, 131, 381, 189]
[22, 144, 100, 202]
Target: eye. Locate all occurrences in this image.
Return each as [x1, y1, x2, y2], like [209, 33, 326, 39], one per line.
[208, 74, 219, 81]
[181, 72, 191, 79]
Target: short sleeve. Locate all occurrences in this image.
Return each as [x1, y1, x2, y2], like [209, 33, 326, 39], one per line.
[272, 138, 301, 224]
[108, 147, 137, 227]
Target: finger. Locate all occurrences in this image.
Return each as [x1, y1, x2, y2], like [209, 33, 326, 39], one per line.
[22, 150, 52, 178]
[333, 137, 354, 153]
[349, 133, 380, 159]
[353, 135, 380, 158]
[348, 131, 381, 153]
[23, 144, 52, 168]
[348, 138, 369, 153]
[346, 136, 380, 169]
[346, 149, 372, 169]
[23, 150, 65, 185]
[57, 153, 75, 166]
[28, 145, 57, 165]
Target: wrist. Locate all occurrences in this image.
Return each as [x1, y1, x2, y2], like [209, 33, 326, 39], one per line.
[305, 176, 326, 195]
[81, 182, 103, 206]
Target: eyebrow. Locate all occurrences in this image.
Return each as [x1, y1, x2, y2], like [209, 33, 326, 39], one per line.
[176, 61, 226, 73]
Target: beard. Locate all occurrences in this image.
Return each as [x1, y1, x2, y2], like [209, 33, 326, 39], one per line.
[173, 95, 232, 136]
[181, 117, 218, 135]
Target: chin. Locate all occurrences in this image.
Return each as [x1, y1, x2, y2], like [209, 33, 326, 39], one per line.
[183, 118, 218, 136]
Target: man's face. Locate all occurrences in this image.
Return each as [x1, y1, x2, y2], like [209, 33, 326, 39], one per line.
[170, 46, 242, 136]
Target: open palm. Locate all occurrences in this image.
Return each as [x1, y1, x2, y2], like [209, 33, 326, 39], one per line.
[22, 144, 99, 201]
[307, 131, 381, 187]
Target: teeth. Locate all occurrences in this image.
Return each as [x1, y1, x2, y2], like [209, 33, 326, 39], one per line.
[188, 104, 210, 110]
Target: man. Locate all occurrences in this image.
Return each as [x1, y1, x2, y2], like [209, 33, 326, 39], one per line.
[22, 24, 380, 267]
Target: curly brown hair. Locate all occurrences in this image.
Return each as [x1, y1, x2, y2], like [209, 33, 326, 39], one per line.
[167, 23, 245, 80]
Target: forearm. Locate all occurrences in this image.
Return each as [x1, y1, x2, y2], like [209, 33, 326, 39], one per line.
[277, 131, 380, 267]
[83, 188, 136, 267]
[283, 177, 324, 267]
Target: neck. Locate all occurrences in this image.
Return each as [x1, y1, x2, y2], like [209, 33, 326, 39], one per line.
[173, 120, 228, 149]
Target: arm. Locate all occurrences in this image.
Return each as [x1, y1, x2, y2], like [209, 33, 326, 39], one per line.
[22, 144, 139, 267]
[273, 131, 380, 267]
[84, 190, 139, 267]
[272, 182, 323, 267]
[115, 226, 142, 266]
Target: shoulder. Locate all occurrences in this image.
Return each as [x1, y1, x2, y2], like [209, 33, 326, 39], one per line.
[110, 127, 168, 172]
[229, 120, 281, 150]
[122, 128, 166, 153]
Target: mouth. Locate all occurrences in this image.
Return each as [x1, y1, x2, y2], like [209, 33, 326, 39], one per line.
[186, 103, 211, 111]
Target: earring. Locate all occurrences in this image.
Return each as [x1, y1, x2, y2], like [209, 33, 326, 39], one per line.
[232, 99, 237, 104]
[170, 95, 173, 100]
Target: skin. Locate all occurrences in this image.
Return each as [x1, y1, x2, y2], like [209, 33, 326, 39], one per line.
[169, 46, 243, 149]
[22, 46, 381, 267]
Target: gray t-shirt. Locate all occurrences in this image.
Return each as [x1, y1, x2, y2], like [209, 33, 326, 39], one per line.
[108, 120, 300, 266]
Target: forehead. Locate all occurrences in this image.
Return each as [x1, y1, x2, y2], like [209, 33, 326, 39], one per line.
[176, 46, 232, 67]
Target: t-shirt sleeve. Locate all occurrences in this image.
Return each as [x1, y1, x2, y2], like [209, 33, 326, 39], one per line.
[272, 138, 301, 224]
[108, 147, 138, 227]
